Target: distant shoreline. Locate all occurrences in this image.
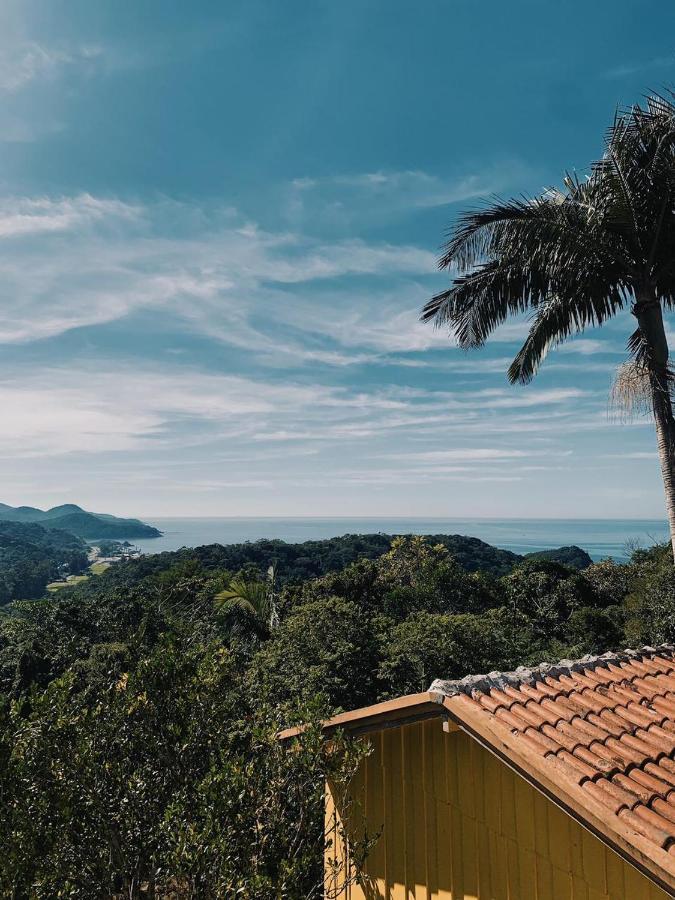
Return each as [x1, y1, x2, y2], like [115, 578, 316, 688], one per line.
[135, 515, 666, 521]
[129, 516, 670, 562]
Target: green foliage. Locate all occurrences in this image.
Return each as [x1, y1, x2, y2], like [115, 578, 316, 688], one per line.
[0, 521, 88, 605]
[66, 532, 582, 604]
[251, 596, 379, 711]
[0, 639, 369, 899]
[567, 606, 625, 655]
[501, 561, 589, 634]
[623, 545, 675, 645]
[284, 536, 497, 621]
[1, 530, 670, 895]
[376, 608, 522, 698]
[523, 545, 593, 570]
[584, 558, 637, 606]
[373, 536, 497, 618]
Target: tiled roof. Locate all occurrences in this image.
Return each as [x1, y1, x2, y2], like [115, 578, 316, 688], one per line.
[285, 643, 675, 891]
[431, 644, 675, 893]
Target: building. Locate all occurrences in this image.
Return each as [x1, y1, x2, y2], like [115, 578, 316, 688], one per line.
[297, 645, 675, 899]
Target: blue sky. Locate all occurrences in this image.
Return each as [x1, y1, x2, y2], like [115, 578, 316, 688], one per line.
[0, 0, 673, 518]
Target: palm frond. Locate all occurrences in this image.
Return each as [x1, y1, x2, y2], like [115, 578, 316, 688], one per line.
[421, 261, 534, 346]
[507, 290, 624, 384]
[423, 91, 675, 387]
[438, 196, 550, 272]
[213, 577, 278, 640]
[626, 327, 652, 369]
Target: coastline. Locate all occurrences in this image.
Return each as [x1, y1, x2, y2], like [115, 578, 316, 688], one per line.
[130, 516, 670, 561]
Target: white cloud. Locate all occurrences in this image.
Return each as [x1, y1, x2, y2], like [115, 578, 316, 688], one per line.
[394, 448, 529, 462]
[0, 194, 141, 238]
[0, 361, 595, 460]
[0, 191, 622, 371]
[287, 163, 533, 227]
[471, 387, 585, 408]
[556, 339, 616, 356]
[0, 367, 289, 455]
[605, 451, 658, 460]
[0, 194, 437, 350]
[0, 42, 102, 93]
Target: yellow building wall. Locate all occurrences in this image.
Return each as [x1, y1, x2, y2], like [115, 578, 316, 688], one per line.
[326, 719, 672, 900]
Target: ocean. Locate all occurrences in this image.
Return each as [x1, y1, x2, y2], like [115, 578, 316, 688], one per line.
[131, 517, 671, 562]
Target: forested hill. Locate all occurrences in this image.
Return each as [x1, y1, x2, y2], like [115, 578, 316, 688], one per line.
[74, 532, 592, 590]
[0, 521, 88, 604]
[0, 503, 161, 539]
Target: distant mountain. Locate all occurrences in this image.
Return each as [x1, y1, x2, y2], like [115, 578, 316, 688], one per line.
[0, 503, 161, 540]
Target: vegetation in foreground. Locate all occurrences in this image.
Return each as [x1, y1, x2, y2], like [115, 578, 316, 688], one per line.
[0, 532, 672, 897]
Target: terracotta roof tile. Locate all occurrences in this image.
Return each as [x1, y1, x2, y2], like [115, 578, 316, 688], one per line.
[653, 797, 675, 825]
[430, 644, 675, 878]
[647, 760, 675, 787]
[588, 709, 627, 737]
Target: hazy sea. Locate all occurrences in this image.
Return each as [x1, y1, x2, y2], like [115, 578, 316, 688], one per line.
[131, 518, 671, 562]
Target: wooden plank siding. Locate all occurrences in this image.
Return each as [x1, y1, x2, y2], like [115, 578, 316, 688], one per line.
[327, 719, 672, 899]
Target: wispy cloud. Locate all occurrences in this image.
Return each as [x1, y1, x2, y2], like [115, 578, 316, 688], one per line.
[0, 194, 437, 350]
[285, 163, 534, 230]
[556, 339, 614, 356]
[391, 448, 529, 462]
[605, 451, 658, 460]
[603, 55, 675, 80]
[0, 42, 102, 93]
[1, 191, 620, 376]
[0, 362, 597, 460]
[0, 194, 140, 238]
[291, 167, 526, 209]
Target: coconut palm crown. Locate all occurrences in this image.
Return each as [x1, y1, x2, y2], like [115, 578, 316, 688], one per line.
[214, 566, 279, 641]
[422, 93, 675, 554]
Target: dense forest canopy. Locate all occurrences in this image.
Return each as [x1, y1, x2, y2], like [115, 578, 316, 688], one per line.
[0, 521, 88, 605]
[0, 530, 669, 896]
[75, 531, 592, 592]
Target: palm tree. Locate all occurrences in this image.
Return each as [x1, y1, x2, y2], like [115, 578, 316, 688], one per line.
[214, 565, 279, 640]
[422, 93, 675, 556]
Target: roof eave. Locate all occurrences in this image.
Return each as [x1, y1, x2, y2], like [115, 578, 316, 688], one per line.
[278, 690, 448, 741]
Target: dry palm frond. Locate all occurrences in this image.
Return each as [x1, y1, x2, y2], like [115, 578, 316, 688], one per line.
[610, 360, 653, 421]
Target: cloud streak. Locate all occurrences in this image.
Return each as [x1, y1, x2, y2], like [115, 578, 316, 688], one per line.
[0, 42, 102, 93]
[0, 361, 597, 461]
[287, 163, 534, 227]
[0, 194, 438, 352]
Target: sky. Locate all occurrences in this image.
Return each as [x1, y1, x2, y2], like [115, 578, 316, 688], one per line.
[0, 0, 674, 519]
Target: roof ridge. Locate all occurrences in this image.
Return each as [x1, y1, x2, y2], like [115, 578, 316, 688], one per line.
[429, 643, 675, 698]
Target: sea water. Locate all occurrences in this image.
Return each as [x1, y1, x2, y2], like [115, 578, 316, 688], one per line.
[131, 517, 670, 562]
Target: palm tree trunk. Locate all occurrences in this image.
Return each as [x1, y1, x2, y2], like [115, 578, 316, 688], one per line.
[634, 293, 675, 558]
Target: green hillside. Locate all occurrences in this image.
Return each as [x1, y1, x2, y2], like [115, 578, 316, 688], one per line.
[0, 503, 161, 540]
[0, 521, 88, 604]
